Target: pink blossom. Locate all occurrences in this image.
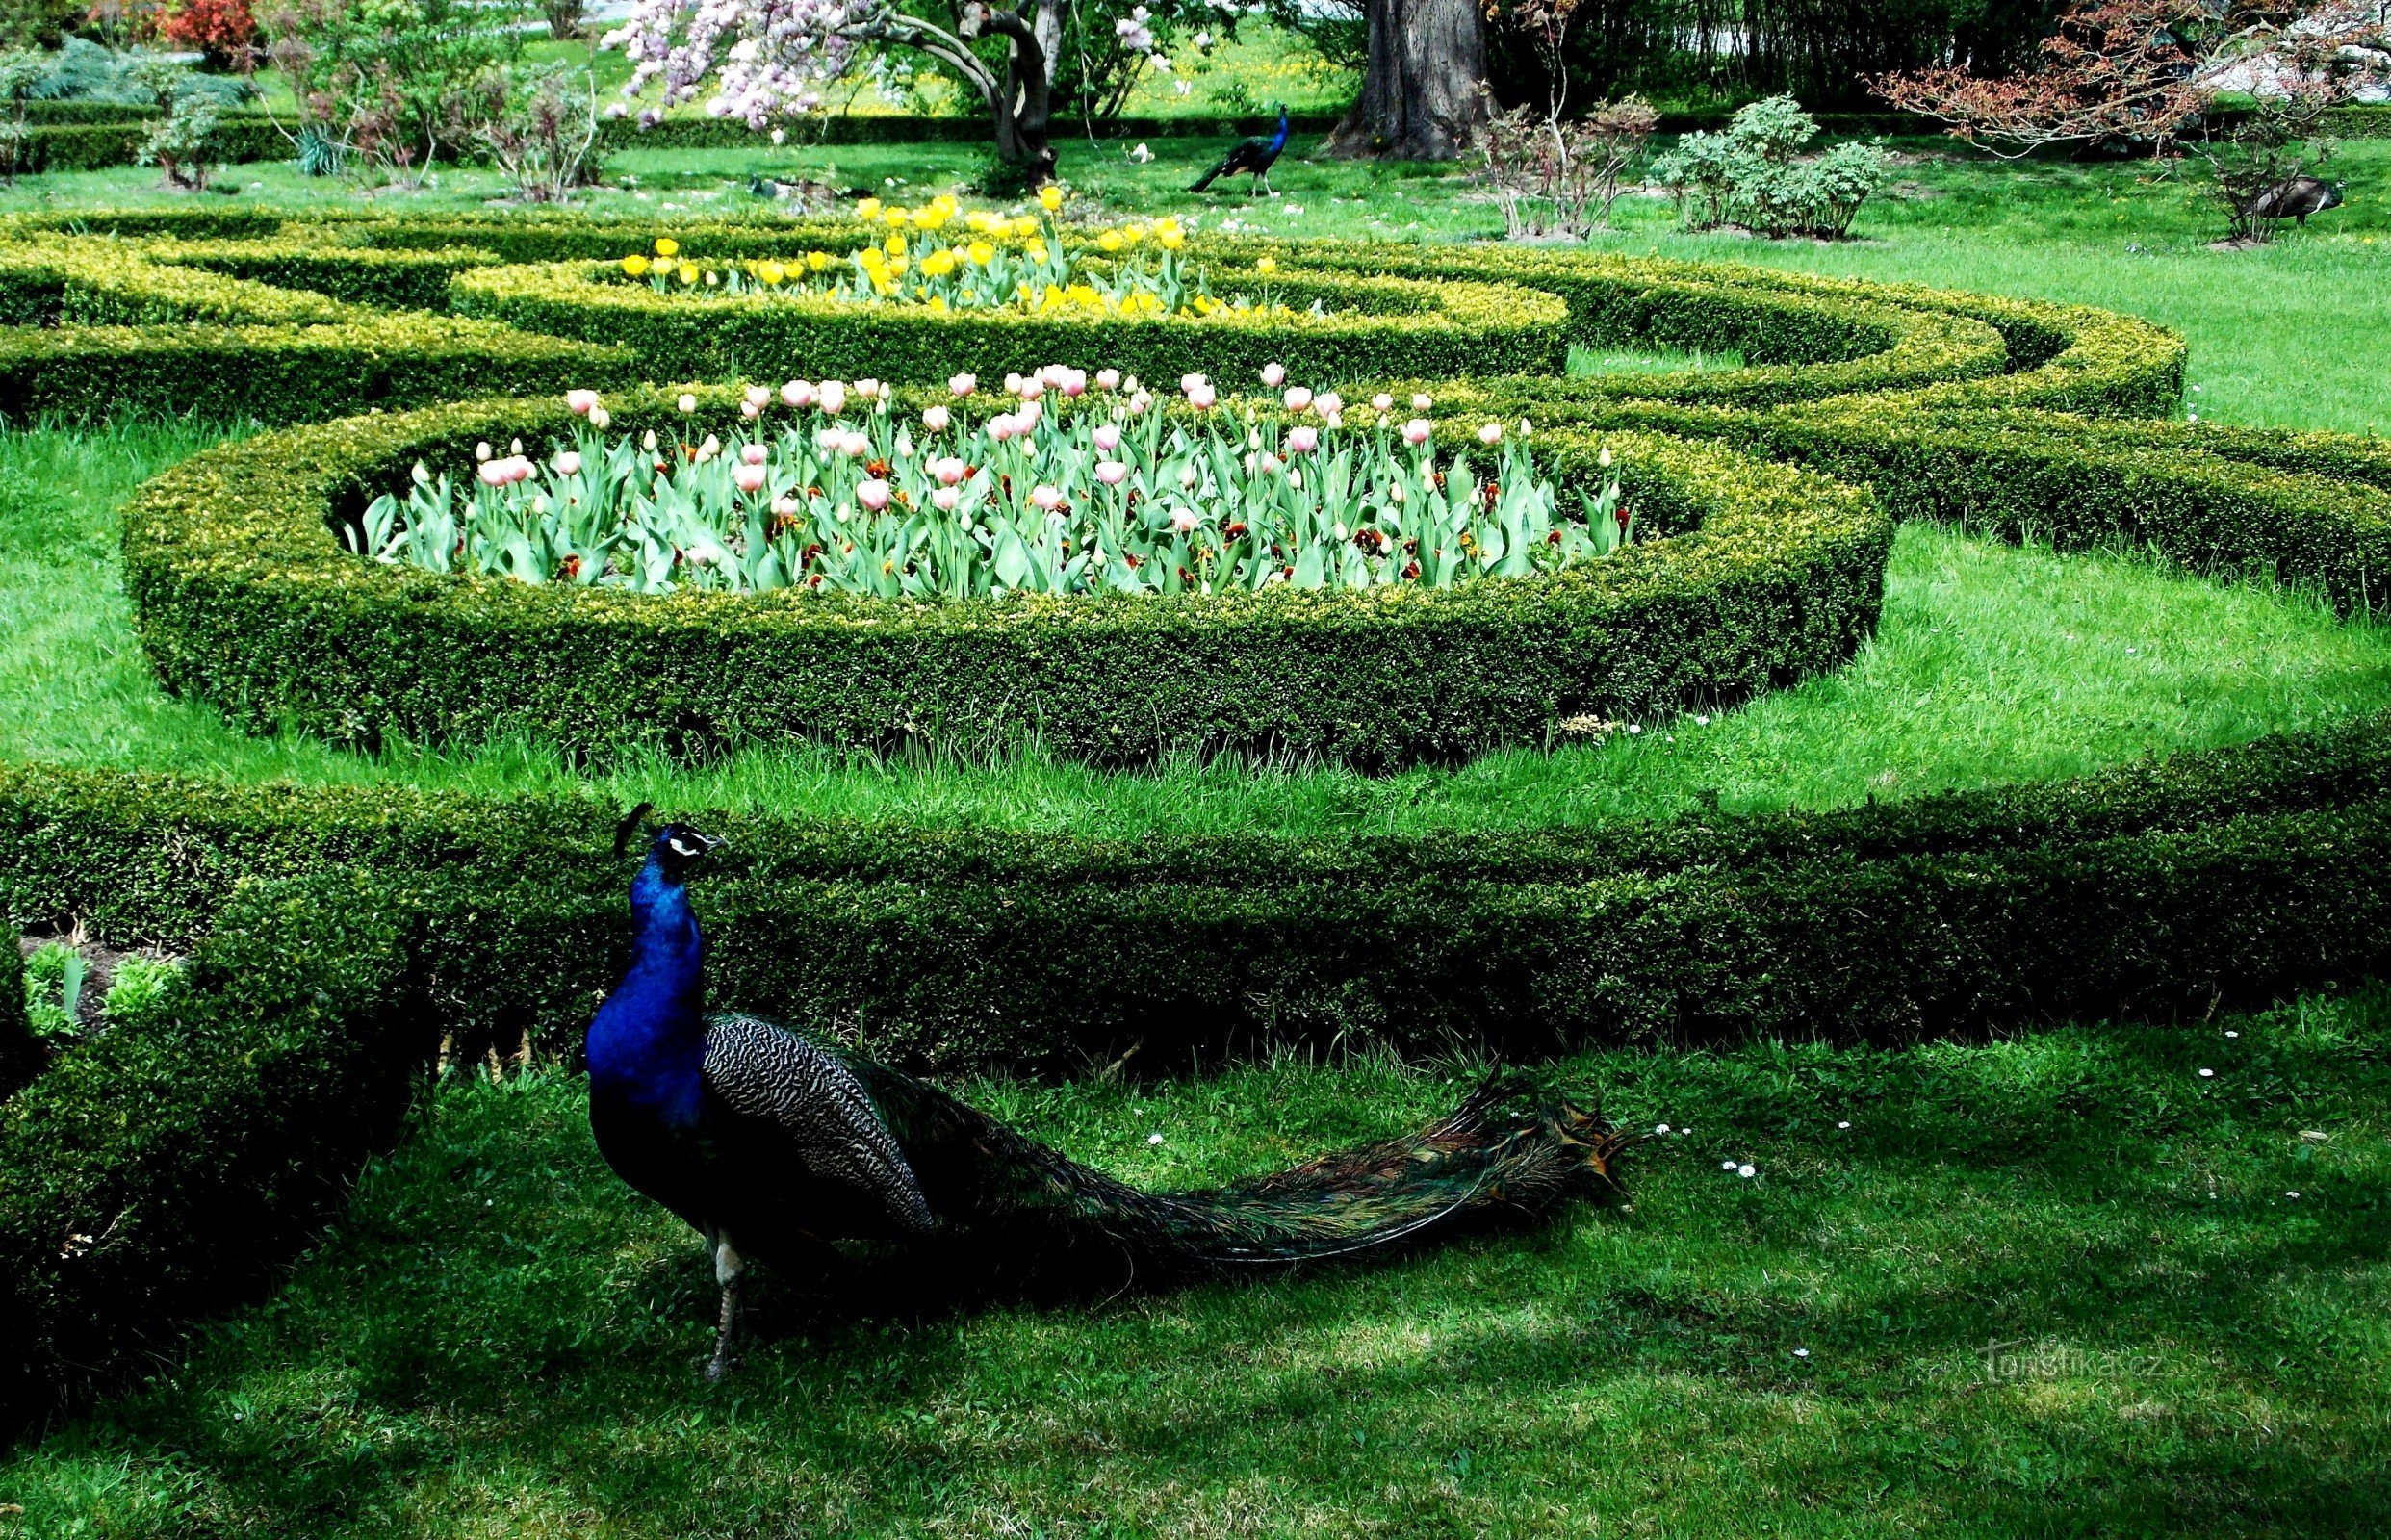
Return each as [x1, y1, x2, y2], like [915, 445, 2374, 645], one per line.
[1322, 411, 1344, 430]
[565, 389, 600, 415]
[1314, 393, 1342, 417]
[1188, 383, 1218, 410]
[1412, 393, 1433, 412]
[1128, 390, 1154, 415]
[1283, 387, 1313, 413]
[744, 383, 772, 409]
[1170, 507, 1200, 533]
[477, 460, 508, 486]
[1093, 423, 1121, 452]
[855, 377, 883, 402]
[922, 405, 951, 433]
[857, 478, 892, 512]
[740, 400, 760, 420]
[818, 380, 848, 415]
[1016, 399, 1043, 428]
[1030, 484, 1066, 511]
[1261, 362, 1286, 388]
[1402, 419, 1433, 446]
[553, 451, 583, 475]
[504, 457, 535, 484]
[1180, 372, 1208, 395]
[1095, 369, 1122, 390]
[742, 444, 769, 466]
[734, 464, 769, 494]
[932, 485, 962, 512]
[987, 414, 1019, 442]
[1478, 422, 1504, 445]
[782, 379, 815, 408]
[1372, 394, 1394, 412]
[1258, 451, 1282, 475]
[771, 496, 802, 517]
[1287, 425, 1319, 454]
[932, 456, 966, 486]
[1017, 374, 1045, 400]
[1095, 460, 1128, 486]
[948, 372, 977, 398]
[838, 430, 872, 457]
[696, 434, 721, 462]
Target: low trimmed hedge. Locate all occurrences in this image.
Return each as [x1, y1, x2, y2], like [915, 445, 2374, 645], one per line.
[0, 870, 426, 1423]
[448, 258, 1573, 385]
[125, 390, 1892, 766]
[0, 929, 32, 1101]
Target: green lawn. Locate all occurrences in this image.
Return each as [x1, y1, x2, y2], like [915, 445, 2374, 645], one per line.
[7, 990, 2385, 1535]
[5, 112, 2391, 1539]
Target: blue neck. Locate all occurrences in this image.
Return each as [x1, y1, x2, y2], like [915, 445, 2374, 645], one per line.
[585, 856, 707, 1126]
[1268, 111, 1288, 152]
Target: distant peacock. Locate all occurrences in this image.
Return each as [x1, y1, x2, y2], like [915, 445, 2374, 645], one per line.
[585, 806, 1630, 1380]
[1188, 105, 1290, 195]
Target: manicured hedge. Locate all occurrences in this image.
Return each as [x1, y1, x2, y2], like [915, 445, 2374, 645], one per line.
[124, 390, 1892, 766]
[448, 258, 1573, 384]
[0, 929, 33, 1101]
[0, 870, 426, 1424]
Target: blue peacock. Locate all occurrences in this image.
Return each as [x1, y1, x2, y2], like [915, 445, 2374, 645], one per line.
[1188, 105, 1290, 195]
[587, 806, 1629, 1379]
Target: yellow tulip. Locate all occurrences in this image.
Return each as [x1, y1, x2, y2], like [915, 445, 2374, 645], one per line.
[1010, 215, 1039, 240]
[857, 197, 883, 221]
[921, 248, 957, 277]
[1119, 223, 1144, 245]
[926, 295, 948, 314]
[1026, 241, 1048, 264]
[807, 250, 830, 271]
[888, 255, 909, 276]
[1257, 256, 1278, 275]
[655, 238, 679, 258]
[883, 207, 910, 227]
[1097, 230, 1123, 252]
[884, 232, 906, 257]
[622, 254, 651, 276]
[1159, 228, 1186, 250]
[967, 240, 995, 267]
[1038, 184, 1063, 212]
[759, 261, 786, 285]
[677, 261, 699, 284]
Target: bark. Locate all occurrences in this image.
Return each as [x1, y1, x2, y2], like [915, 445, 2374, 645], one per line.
[909, 3, 1058, 185]
[1327, 0, 1490, 159]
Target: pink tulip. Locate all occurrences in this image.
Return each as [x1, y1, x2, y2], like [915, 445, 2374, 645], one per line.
[553, 451, 583, 475]
[1095, 369, 1121, 390]
[1412, 393, 1433, 412]
[933, 456, 966, 486]
[1180, 372, 1207, 395]
[1188, 384, 1218, 410]
[740, 400, 761, 420]
[819, 381, 848, 415]
[1372, 393, 1394, 412]
[1016, 399, 1042, 427]
[1478, 422, 1504, 445]
[857, 478, 892, 511]
[1096, 460, 1128, 486]
[742, 444, 768, 466]
[734, 465, 768, 494]
[1093, 423, 1121, 451]
[744, 384, 772, 409]
[565, 389, 599, 415]
[1061, 369, 1088, 398]
[932, 485, 962, 512]
[505, 457, 535, 484]
[855, 378, 882, 402]
[1314, 392, 1343, 417]
[1287, 424, 1319, 454]
[782, 379, 814, 408]
[771, 495, 802, 517]
[1283, 387, 1313, 413]
[1030, 484, 1065, 511]
[987, 414, 1018, 442]
[1170, 507, 1200, 533]
[1261, 362, 1286, 388]
[476, 460, 507, 486]
[1402, 419, 1433, 446]
[949, 372, 977, 398]
[839, 431, 872, 457]
[922, 405, 951, 433]
[1017, 375, 1044, 400]
[1128, 390, 1154, 415]
[1258, 451, 1282, 475]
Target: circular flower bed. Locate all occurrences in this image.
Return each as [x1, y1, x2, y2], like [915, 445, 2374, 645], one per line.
[356, 366, 1629, 599]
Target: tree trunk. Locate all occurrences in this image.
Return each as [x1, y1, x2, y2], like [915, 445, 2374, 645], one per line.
[1327, 0, 1490, 159]
[962, 3, 1058, 186]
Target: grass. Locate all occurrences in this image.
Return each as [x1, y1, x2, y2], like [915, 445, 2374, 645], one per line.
[4, 110, 2391, 1537]
[4, 422, 2387, 834]
[4, 988, 2386, 1535]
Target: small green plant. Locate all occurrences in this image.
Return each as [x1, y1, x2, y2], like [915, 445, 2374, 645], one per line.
[103, 954, 181, 1021]
[22, 940, 85, 1038]
[1652, 95, 1890, 239]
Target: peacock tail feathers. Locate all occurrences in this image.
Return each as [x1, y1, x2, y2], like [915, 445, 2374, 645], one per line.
[841, 1061, 1628, 1272]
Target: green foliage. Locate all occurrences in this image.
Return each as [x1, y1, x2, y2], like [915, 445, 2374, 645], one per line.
[0, 870, 423, 1421]
[129, 59, 224, 192]
[18, 937, 78, 1037]
[1652, 96, 1892, 239]
[0, 927, 31, 1097]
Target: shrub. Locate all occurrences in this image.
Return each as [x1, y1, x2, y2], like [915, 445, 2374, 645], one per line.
[1652, 96, 1892, 239]
[158, 0, 257, 69]
[0, 929, 32, 1099]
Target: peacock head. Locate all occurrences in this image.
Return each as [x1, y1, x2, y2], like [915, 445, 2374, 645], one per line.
[614, 802, 725, 884]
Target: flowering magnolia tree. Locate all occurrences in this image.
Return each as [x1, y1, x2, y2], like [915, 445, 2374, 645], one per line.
[604, 0, 1180, 184]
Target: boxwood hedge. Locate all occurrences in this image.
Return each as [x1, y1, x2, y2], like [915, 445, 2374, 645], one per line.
[0, 930, 32, 1102]
[124, 390, 1892, 766]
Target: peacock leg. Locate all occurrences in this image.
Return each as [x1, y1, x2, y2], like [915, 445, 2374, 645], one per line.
[706, 1234, 747, 1382]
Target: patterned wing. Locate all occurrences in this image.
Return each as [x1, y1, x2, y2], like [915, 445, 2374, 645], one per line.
[702, 1013, 936, 1235]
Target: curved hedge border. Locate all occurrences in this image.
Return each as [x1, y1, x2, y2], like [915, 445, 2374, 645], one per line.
[124, 389, 1891, 766]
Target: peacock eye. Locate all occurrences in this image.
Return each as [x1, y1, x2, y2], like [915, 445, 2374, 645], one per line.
[669, 836, 698, 856]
